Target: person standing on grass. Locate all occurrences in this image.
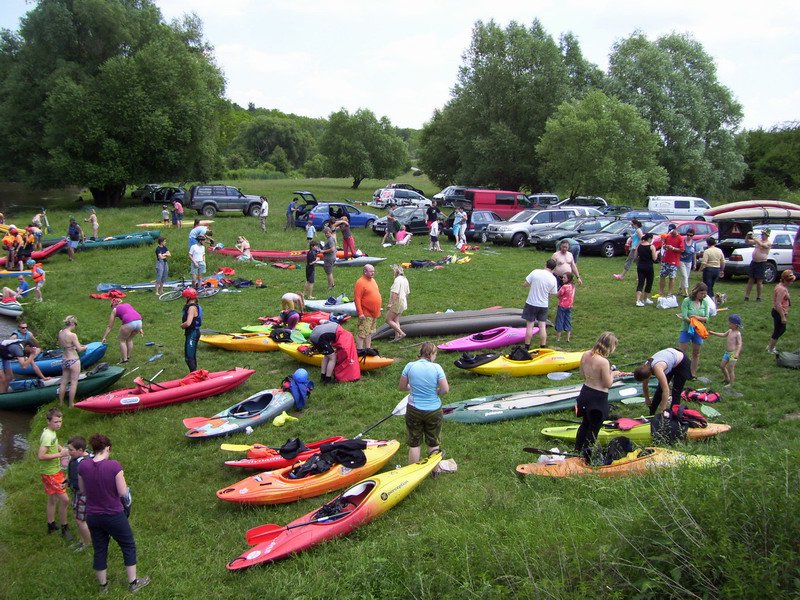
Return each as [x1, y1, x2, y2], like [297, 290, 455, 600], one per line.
[334, 215, 357, 259]
[354, 264, 382, 353]
[38, 408, 74, 542]
[523, 258, 558, 349]
[180, 287, 202, 372]
[658, 224, 684, 298]
[154, 237, 170, 296]
[188, 235, 207, 287]
[635, 233, 658, 307]
[574, 332, 622, 452]
[385, 264, 410, 342]
[84, 209, 99, 240]
[399, 342, 449, 465]
[305, 219, 317, 243]
[744, 228, 772, 302]
[383, 206, 398, 245]
[286, 198, 297, 230]
[304, 240, 320, 299]
[708, 314, 743, 388]
[429, 217, 442, 251]
[551, 239, 582, 289]
[634, 347, 692, 416]
[259, 196, 269, 233]
[58, 315, 85, 406]
[677, 282, 710, 378]
[678, 229, 697, 297]
[699, 237, 725, 298]
[554, 273, 575, 344]
[173, 198, 184, 229]
[101, 298, 143, 364]
[767, 270, 795, 354]
[66, 218, 84, 262]
[614, 219, 643, 281]
[452, 206, 467, 247]
[321, 226, 337, 290]
[66, 435, 93, 551]
[78, 433, 150, 594]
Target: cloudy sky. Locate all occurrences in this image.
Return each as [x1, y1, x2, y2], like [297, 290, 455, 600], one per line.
[1, 0, 798, 130]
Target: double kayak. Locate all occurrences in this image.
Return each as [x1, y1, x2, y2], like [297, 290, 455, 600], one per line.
[75, 367, 254, 413]
[0, 239, 67, 267]
[240, 322, 313, 336]
[73, 231, 159, 251]
[216, 439, 400, 505]
[442, 376, 656, 424]
[226, 451, 441, 570]
[224, 437, 348, 470]
[184, 388, 296, 439]
[12, 341, 107, 377]
[0, 364, 125, 410]
[200, 330, 307, 352]
[516, 447, 727, 478]
[454, 347, 584, 376]
[277, 342, 396, 371]
[541, 420, 732, 445]
[438, 327, 531, 352]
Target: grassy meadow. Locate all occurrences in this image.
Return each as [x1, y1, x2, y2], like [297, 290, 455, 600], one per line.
[1, 176, 799, 599]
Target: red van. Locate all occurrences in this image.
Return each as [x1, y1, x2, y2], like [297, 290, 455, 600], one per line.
[462, 189, 531, 220]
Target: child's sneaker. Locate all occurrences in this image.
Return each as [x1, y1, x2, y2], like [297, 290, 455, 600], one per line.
[645, 298, 654, 305]
[129, 577, 151, 593]
[635, 300, 645, 307]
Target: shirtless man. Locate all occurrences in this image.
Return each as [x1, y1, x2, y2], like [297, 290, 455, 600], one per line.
[574, 332, 621, 451]
[57, 315, 87, 407]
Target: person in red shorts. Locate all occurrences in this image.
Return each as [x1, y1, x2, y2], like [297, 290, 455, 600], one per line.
[37, 408, 74, 541]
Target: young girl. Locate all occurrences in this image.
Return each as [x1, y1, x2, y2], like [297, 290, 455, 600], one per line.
[396, 225, 412, 246]
[429, 218, 441, 251]
[235, 236, 251, 261]
[161, 205, 170, 227]
[305, 220, 317, 243]
[555, 273, 575, 343]
[84, 209, 99, 239]
[708, 314, 743, 388]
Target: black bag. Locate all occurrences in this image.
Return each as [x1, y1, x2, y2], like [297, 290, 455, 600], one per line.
[277, 438, 309, 460]
[270, 328, 294, 343]
[650, 413, 688, 444]
[601, 436, 635, 465]
[508, 346, 532, 361]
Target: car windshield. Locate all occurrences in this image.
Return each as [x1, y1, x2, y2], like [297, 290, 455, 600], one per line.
[648, 223, 670, 236]
[393, 207, 417, 219]
[599, 220, 630, 234]
[509, 210, 536, 223]
[556, 219, 581, 230]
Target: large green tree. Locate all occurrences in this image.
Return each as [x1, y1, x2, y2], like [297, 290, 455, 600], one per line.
[537, 90, 667, 200]
[318, 108, 408, 189]
[738, 123, 800, 196]
[606, 32, 746, 199]
[231, 115, 314, 171]
[0, 0, 225, 205]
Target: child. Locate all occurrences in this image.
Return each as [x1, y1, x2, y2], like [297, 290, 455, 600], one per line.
[304, 240, 320, 300]
[37, 408, 73, 541]
[161, 205, 171, 227]
[555, 273, 575, 343]
[429, 218, 441, 251]
[84, 208, 99, 240]
[708, 314, 743, 388]
[396, 225, 412, 246]
[154, 237, 170, 296]
[66, 436, 92, 551]
[305, 220, 316, 243]
[28, 259, 45, 301]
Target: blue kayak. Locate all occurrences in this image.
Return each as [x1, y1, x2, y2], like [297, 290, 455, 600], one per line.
[12, 341, 107, 377]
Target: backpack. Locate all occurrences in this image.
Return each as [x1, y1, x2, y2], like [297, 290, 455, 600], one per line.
[681, 388, 721, 403]
[670, 404, 707, 428]
[508, 346, 532, 361]
[650, 413, 688, 444]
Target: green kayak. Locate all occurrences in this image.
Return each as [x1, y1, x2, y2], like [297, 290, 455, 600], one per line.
[0, 364, 125, 410]
[442, 376, 657, 424]
[42, 230, 159, 249]
[241, 322, 312, 337]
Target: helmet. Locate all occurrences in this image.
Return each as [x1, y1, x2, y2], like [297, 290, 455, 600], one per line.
[26, 259, 35, 267]
[292, 368, 309, 383]
[181, 287, 198, 299]
[8, 226, 17, 233]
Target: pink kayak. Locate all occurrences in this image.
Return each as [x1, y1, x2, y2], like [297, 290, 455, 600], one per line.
[437, 326, 535, 352]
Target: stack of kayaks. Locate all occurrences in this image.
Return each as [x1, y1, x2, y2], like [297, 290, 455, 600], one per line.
[454, 347, 584, 376]
[277, 342, 395, 371]
[200, 330, 308, 352]
[12, 342, 107, 377]
[75, 367, 255, 413]
[540, 419, 732, 445]
[224, 437, 348, 470]
[437, 326, 531, 352]
[0, 364, 125, 410]
[0, 239, 67, 267]
[216, 439, 400, 505]
[183, 388, 296, 439]
[442, 376, 656, 424]
[226, 451, 441, 570]
[516, 447, 727, 478]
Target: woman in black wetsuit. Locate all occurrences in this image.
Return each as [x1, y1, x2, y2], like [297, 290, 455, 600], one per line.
[180, 288, 203, 372]
[574, 332, 622, 452]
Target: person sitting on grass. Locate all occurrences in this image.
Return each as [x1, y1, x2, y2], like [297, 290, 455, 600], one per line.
[396, 225, 413, 246]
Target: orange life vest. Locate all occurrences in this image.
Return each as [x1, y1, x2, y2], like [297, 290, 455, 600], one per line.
[32, 263, 45, 282]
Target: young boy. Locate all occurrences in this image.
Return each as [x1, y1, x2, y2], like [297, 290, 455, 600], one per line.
[304, 240, 320, 300]
[37, 408, 73, 541]
[305, 220, 317, 243]
[709, 314, 743, 388]
[66, 436, 92, 550]
[161, 205, 171, 227]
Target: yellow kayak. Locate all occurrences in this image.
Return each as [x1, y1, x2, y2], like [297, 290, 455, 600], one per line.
[277, 343, 396, 371]
[455, 347, 584, 376]
[200, 332, 284, 352]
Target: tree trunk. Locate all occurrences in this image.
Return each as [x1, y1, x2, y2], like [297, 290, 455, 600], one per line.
[90, 183, 127, 207]
[351, 177, 363, 190]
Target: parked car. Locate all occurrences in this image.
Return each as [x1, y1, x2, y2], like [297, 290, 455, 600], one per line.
[601, 204, 633, 215]
[649, 221, 719, 252]
[432, 186, 468, 207]
[724, 227, 796, 284]
[486, 207, 601, 247]
[295, 202, 378, 230]
[131, 184, 161, 200]
[386, 182, 426, 196]
[618, 210, 668, 222]
[442, 210, 504, 243]
[187, 185, 262, 217]
[557, 196, 608, 210]
[574, 219, 659, 258]
[528, 216, 618, 250]
[716, 223, 799, 258]
[648, 195, 711, 221]
[369, 188, 431, 209]
[371, 206, 429, 236]
[145, 186, 185, 205]
[527, 193, 560, 209]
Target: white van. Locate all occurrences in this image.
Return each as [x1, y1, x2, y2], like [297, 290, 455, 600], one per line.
[647, 196, 711, 221]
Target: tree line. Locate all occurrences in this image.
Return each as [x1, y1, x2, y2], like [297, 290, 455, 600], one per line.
[0, 3, 794, 205]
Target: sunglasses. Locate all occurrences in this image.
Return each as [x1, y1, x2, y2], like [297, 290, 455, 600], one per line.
[19, 326, 27, 329]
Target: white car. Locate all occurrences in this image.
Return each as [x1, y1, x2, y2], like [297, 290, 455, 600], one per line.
[486, 207, 601, 247]
[368, 188, 431, 209]
[725, 227, 796, 283]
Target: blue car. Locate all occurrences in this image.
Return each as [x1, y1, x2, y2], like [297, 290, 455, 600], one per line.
[295, 202, 379, 230]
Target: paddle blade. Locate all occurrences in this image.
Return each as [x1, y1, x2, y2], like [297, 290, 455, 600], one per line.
[522, 447, 579, 458]
[547, 371, 572, 381]
[183, 416, 212, 428]
[245, 523, 284, 545]
[220, 444, 254, 452]
[392, 395, 409, 416]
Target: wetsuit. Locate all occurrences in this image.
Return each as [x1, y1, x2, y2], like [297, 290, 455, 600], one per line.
[182, 302, 203, 372]
[574, 386, 610, 451]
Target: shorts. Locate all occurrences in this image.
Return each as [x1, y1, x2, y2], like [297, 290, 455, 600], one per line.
[678, 329, 704, 345]
[125, 320, 143, 332]
[323, 260, 335, 275]
[35, 280, 45, 290]
[68, 240, 79, 250]
[522, 303, 548, 324]
[405, 404, 443, 448]
[2, 358, 13, 372]
[430, 236, 438, 244]
[660, 263, 678, 279]
[722, 352, 736, 362]
[156, 260, 169, 283]
[176, 212, 184, 222]
[191, 261, 206, 276]
[41, 471, 67, 495]
[357, 316, 378, 338]
[749, 261, 767, 280]
[306, 264, 316, 284]
[72, 492, 87, 521]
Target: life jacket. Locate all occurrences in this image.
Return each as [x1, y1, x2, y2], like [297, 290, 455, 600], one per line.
[68, 224, 81, 241]
[680, 388, 721, 403]
[32, 264, 45, 282]
[670, 404, 707, 428]
[2, 234, 14, 249]
[182, 302, 203, 330]
[0, 339, 24, 360]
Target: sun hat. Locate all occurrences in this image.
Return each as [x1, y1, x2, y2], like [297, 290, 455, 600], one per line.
[728, 314, 742, 326]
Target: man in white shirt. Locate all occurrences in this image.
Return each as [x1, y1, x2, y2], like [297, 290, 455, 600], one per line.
[259, 196, 269, 233]
[189, 235, 207, 287]
[523, 258, 558, 348]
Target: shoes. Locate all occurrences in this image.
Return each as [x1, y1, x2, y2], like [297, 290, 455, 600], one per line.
[61, 525, 74, 542]
[645, 299, 654, 305]
[129, 576, 151, 593]
[612, 274, 623, 280]
[744, 297, 749, 301]
[47, 521, 57, 534]
[635, 301, 645, 307]
[766, 346, 778, 354]
[756, 297, 762, 302]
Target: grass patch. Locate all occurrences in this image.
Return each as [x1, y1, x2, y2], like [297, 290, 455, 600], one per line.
[1, 176, 799, 598]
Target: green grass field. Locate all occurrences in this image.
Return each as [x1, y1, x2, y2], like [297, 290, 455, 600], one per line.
[1, 177, 798, 599]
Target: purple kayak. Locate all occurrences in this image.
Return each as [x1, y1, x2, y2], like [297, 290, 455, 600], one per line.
[437, 326, 535, 352]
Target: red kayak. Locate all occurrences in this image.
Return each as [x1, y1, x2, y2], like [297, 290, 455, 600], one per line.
[257, 311, 348, 326]
[0, 238, 67, 267]
[75, 368, 255, 413]
[224, 436, 348, 470]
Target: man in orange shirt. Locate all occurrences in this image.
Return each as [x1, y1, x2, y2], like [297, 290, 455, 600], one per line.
[354, 264, 382, 353]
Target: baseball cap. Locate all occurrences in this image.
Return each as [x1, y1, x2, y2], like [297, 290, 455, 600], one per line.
[667, 223, 677, 232]
[761, 228, 771, 236]
[728, 314, 742, 326]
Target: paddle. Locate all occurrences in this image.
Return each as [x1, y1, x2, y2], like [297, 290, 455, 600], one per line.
[42, 209, 53, 234]
[354, 396, 408, 439]
[245, 511, 352, 545]
[138, 369, 167, 390]
[220, 443, 260, 452]
[522, 447, 580, 458]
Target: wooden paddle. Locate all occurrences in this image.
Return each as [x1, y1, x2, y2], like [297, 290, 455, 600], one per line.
[245, 511, 352, 545]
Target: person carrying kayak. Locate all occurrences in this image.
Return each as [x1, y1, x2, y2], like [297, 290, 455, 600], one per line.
[574, 332, 622, 452]
[633, 348, 692, 416]
[180, 287, 203, 372]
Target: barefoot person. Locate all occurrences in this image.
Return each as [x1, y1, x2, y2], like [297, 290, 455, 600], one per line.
[385, 264, 410, 342]
[57, 315, 86, 407]
[574, 332, 622, 452]
[101, 299, 143, 364]
[767, 270, 796, 354]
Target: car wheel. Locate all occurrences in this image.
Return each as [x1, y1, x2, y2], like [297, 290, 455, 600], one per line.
[696, 216, 706, 222]
[364, 219, 375, 229]
[247, 204, 261, 217]
[478, 231, 488, 243]
[512, 233, 527, 248]
[202, 205, 217, 218]
[601, 242, 616, 258]
[763, 262, 778, 284]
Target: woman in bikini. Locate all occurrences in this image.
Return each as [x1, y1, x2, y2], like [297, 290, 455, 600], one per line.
[58, 315, 87, 407]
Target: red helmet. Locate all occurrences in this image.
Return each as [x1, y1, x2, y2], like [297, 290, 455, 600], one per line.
[181, 287, 198, 299]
